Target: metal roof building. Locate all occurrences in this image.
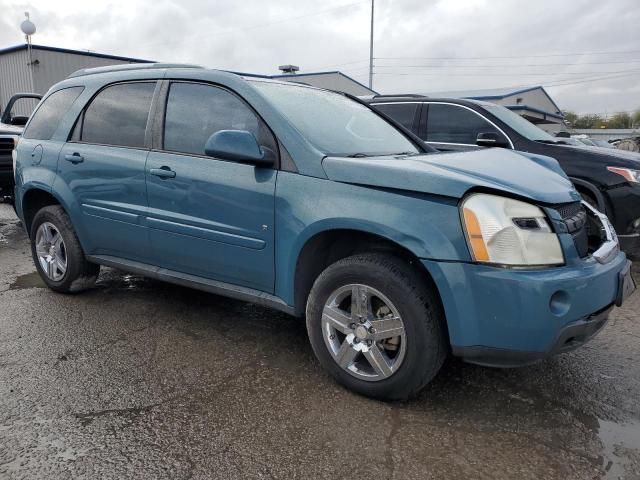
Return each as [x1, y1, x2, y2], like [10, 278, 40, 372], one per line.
[0, 44, 150, 114]
[271, 71, 376, 96]
[424, 86, 564, 126]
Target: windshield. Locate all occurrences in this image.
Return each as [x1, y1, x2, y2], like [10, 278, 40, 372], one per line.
[483, 103, 556, 142]
[251, 81, 419, 156]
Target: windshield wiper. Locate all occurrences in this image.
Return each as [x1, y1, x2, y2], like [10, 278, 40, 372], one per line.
[534, 139, 562, 144]
[345, 153, 371, 158]
[392, 151, 418, 156]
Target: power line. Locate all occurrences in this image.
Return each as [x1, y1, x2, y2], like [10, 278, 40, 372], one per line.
[372, 68, 640, 77]
[374, 49, 640, 61]
[372, 71, 640, 94]
[306, 59, 370, 70]
[373, 59, 640, 68]
[544, 71, 640, 87]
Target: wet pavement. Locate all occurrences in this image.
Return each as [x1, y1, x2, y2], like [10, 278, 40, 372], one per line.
[0, 203, 639, 480]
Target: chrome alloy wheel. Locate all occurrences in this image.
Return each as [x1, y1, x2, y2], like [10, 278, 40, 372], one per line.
[35, 222, 67, 281]
[322, 284, 407, 381]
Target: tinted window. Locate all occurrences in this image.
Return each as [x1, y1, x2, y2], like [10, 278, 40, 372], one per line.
[81, 82, 155, 148]
[374, 103, 418, 131]
[482, 104, 554, 142]
[164, 82, 277, 158]
[23, 87, 83, 140]
[425, 104, 499, 144]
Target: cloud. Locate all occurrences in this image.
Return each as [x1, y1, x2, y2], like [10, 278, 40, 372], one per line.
[1, 0, 639, 114]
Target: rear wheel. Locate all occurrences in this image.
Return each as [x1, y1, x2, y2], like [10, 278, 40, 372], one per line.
[306, 253, 447, 400]
[30, 205, 99, 293]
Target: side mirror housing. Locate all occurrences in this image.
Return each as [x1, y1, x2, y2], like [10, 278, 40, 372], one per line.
[476, 132, 509, 148]
[204, 130, 273, 166]
[10, 115, 29, 126]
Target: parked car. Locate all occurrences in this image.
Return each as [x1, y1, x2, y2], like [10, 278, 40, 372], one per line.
[14, 65, 634, 400]
[0, 93, 42, 199]
[366, 95, 640, 257]
[593, 140, 615, 149]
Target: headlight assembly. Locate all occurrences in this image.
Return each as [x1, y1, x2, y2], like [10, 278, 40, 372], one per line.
[607, 166, 640, 184]
[461, 193, 564, 267]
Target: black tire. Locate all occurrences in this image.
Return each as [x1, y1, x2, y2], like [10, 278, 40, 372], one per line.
[306, 253, 447, 401]
[30, 205, 99, 293]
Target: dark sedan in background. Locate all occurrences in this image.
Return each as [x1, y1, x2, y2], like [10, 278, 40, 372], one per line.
[365, 95, 640, 257]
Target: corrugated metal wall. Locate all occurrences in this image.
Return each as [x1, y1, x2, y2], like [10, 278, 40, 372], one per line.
[30, 49, 138, 94]
[0, 47, 140, 116]
[0, 49, 33, 115]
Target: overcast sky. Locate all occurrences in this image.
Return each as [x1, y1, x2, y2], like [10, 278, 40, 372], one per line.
[1, 0, 639, 115]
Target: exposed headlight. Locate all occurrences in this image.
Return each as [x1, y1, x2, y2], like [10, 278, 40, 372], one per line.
[461, 193, 564, 267]
[607, 166, 640, 183]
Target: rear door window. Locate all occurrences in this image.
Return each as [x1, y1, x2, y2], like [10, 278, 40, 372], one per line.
[425, 103, 499, 144]
[163, 82, 278, 160]
[79, 82, 156, 148]
[373, 103, 419, 131]
[22, 87, 84, 140]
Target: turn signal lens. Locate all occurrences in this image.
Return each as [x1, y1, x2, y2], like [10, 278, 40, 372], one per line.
[463, 208, 490, 262]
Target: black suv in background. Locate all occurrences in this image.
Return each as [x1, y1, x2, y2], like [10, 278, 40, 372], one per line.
[0, 93, 41, 199]
[366, 95, 640, 256]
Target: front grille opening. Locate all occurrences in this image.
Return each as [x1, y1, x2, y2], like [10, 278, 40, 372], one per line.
[552, 201, 606, 258]
[585, 210, 607, 255]
[0, 138, 14, 154]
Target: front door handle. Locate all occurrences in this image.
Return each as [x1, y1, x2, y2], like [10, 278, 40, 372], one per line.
[150, 167, 176, 179]
[64, 153, 84, 164]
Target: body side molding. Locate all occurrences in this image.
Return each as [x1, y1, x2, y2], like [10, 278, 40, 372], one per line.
[87, 255, 295, 315]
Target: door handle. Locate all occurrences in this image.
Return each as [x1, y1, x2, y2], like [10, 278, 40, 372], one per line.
[150, 167, 176, 179]
[64, 153, 84, 164]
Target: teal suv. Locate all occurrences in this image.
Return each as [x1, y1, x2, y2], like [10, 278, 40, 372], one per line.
[14, 64, 635, 400]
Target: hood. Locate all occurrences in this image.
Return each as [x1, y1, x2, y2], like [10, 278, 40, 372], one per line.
[0, 123, 23, 135]
[322, 148, 580, 204]
[553, 143, 640, 165]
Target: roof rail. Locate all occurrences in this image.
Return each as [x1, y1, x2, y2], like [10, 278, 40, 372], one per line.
[371, 93, 429, 99]
[68, 63, 204, 79]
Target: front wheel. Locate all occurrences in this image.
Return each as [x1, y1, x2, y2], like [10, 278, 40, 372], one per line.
[306, 253, 447, 401]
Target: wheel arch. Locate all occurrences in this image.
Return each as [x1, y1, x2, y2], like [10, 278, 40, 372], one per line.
[290, 226, 443, 318]
[19, 185, 89, 250]
[569, 177, 608, 213]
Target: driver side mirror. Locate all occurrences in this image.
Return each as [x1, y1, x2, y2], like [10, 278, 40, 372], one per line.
[204, 130, 273, 166]
[476, 132, 509, 148]
[10, 116, 29, 126]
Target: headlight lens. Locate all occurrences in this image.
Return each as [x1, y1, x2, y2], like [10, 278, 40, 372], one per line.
[461, 193, 564, 267]
[607, 166, 640, 183]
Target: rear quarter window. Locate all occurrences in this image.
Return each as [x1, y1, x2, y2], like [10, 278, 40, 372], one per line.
[22, 87, 84, 140]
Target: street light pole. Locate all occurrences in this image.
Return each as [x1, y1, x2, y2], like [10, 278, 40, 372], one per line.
[368, 0, 374, 89]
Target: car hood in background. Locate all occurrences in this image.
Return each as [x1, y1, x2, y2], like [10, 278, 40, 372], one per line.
[553, 143, 640, 164]
[322, 148, 579, 205]
[0, 123, 24, 135]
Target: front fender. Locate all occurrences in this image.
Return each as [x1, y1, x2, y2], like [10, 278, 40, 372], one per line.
[273, 172, 469, 305]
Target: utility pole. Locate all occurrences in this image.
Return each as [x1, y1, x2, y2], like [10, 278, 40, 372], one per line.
[369, 0, 374, 90]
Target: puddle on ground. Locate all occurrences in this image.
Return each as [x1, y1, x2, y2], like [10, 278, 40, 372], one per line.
[598, 418, 640, 479]
[9, 271, 45, 290]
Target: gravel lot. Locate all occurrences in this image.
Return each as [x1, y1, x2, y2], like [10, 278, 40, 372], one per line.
[1, 202, 639, 480]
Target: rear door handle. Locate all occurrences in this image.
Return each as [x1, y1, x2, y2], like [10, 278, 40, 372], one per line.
[150, 167, 176, 179]
[64, 153, 84, 164]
